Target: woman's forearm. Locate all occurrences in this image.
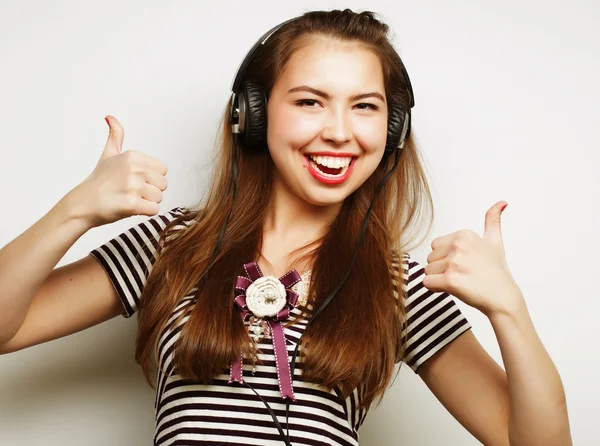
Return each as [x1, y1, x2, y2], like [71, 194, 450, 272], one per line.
[0, 189, 92, 344]
[488, 298, 572, 445]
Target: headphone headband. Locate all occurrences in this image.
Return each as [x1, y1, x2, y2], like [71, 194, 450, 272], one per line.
[230, 17, 300, 94]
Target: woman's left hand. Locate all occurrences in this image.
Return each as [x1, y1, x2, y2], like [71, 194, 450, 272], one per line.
[422, 201, 526, 318]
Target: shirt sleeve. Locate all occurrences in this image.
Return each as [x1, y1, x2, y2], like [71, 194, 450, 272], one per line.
[89, 206, 187, 318]
[397, 252, 472, 373]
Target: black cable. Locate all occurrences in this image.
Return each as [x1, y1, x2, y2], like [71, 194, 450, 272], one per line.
[219, 134, 292, 445]
[284, 146, 402, 443]
[212, 133, 402, 445]
[198, 134, 240, 286]
[243, 381, 293, 446]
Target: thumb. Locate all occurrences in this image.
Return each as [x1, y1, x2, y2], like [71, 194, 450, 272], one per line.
[483, 201, 507, 246]
[99, 115, 124, 162]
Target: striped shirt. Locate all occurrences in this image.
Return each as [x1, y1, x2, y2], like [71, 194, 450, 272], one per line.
[89, 207, 472, 445]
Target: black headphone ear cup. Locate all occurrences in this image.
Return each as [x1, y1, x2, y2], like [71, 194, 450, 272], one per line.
[385, 100, 406, 154]
[239, 80, 268, 151]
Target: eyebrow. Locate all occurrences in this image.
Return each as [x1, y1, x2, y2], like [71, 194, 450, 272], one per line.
[287, 85, 386, 103]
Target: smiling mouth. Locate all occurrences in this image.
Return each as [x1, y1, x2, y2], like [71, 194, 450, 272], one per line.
[303, 154, 357, 185]
[307, 155, 353, 177]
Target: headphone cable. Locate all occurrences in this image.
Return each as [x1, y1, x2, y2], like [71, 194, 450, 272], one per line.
[203, 138, 402, 445]
[284, 146, 402, 443]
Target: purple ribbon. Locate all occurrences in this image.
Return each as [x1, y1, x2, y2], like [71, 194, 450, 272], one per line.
[228, 262, 302, 401]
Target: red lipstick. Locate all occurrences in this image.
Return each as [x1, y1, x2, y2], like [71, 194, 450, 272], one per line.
[304, 155, 356, 185]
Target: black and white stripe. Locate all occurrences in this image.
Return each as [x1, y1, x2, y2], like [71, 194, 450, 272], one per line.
[90, 208, 472, 445]
[90, 207, 187, 317]
[396, 255, 472, 372]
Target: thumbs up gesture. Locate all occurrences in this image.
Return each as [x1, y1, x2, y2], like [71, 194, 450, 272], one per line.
[422, 202, 526, 319]
[74, 115, 169, 228]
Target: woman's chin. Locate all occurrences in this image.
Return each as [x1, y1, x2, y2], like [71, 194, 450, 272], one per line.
[301, 187, 353, 208]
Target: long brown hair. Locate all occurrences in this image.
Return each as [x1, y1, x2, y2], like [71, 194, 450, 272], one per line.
[135, 9, 434, 411]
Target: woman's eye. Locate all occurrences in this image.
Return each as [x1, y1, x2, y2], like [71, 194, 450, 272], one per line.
[294, 100, 378, 110]
[355, 103, 378, 111]
[295, 99, 320, 107]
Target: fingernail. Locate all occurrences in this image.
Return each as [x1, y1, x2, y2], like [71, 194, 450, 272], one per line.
[104, 116, 110, 127]
[500, 203, 508, 212]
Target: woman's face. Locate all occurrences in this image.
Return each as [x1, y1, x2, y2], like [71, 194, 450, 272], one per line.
[266, 37, 388, 208]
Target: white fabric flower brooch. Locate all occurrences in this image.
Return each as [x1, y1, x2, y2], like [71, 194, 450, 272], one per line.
[245, 275, 288, 318]
[228, 261, 302, 401]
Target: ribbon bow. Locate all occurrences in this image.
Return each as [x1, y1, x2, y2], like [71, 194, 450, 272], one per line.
[228, 262, 302, 401]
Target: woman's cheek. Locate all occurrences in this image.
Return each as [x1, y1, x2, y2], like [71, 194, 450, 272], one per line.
[269, 108, 323, 147]
[287, 112, 324, 144]
[353, 118, 387, 153]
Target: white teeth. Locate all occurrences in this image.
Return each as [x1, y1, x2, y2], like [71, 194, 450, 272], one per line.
[308, 158, 351, 178]
[309, 155, 352, 169]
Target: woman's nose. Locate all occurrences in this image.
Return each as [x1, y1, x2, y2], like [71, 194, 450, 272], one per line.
[321, 107, 352, 145]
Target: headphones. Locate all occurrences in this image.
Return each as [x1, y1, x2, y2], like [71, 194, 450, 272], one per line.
[228, 16, 415, 155]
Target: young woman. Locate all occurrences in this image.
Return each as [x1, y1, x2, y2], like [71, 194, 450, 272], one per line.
[0, 9, 571, 446]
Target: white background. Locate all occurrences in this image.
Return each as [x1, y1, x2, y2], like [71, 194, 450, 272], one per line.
[0, 0, 598, 444]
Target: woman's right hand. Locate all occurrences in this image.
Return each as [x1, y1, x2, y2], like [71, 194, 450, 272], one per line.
[70, 115, 169, 228]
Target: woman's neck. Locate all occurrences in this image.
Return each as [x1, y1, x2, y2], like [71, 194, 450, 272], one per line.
[259, 177, 341, 277]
